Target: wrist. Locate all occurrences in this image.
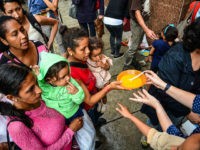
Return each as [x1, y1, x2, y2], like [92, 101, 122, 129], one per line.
[163, 83, 171, 92]
[104, 84, 111, 93]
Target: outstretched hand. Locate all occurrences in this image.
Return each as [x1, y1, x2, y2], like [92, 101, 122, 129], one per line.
[116, 103, 132, 119]
[145, 70, 166, 90]
[129, 89, 160, 109]
[109, 81, 126, 90]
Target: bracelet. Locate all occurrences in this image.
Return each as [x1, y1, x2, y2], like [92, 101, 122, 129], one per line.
[164, 83, 171, 92]
[149, 54, 153, 56]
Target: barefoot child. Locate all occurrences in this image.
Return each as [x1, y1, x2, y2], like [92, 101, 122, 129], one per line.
[87, 37, 113, 113]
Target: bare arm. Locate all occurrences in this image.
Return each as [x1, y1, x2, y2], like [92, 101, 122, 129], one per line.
[145, 70, 195, 109]
[116, 103, 151, 136]
[78, 80, 124, 106]
[135, 10, 157, 40]
[35, 15, 58, 49]
[147, 46, 155, 62]
[130, 89, 173, 131]
[43, 0, 59, 12]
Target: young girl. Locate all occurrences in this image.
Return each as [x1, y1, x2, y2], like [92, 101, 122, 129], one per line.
[87, 37, 113, 113]
[36, 52, 96, 150]
[59, 26, 124, 128]
[147, 24, 178, 72]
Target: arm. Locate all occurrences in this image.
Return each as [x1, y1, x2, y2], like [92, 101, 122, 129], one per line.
[145, 70, 195, 109]
[135, 10, 157, 40]
[98, 0, 104, 18]
[130, 89, 173, 131]
[35, 15, 58, 49]
[8, 121, 74, 150]
[116, 103, 151, 136]
[147, 46, 155, 62]
[79, 80, 124, 106]
[43, 0, 59, 12]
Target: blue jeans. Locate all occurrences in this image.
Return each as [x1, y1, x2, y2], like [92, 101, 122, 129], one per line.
[79, 22, 96, 37]
[105, 24, 123, 56]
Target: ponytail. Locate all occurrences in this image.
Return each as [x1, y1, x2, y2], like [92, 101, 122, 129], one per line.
[0, 102, 33, 128]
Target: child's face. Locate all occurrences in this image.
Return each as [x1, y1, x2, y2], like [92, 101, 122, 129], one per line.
[90, 48, 102, 62]
[49, 66, 70, 87]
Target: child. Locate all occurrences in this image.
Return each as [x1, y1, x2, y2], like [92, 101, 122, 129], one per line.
[147, 24, 178, 72]
[36, 52, 96, 150]
[87, 37, 113, 113]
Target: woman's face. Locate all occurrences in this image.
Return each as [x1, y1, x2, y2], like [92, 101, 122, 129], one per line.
[13, 73, 42, 109]
[71, 37, 90, 62]
[1, 19, 29, 51]
[4, 2, 24, 23]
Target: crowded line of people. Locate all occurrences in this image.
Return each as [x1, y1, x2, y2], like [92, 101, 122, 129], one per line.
[0, 0, 200, 150]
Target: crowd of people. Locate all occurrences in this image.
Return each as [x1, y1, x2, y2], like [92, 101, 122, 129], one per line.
[0, 0, 200, 150]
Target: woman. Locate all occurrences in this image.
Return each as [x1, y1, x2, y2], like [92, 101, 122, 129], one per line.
[0, 0, 58, 49]
[104, 0, 129, 58]
[72, 0, 104, 37]
[0, 63, 82, 150]
[141, 17, 200, 128]
[59, 26, 124, 127]
[0, 16, 48, 67]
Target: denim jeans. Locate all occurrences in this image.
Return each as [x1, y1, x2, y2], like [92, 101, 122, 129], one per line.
[79, 22, 96, 37]
[105, 24, 123, 56]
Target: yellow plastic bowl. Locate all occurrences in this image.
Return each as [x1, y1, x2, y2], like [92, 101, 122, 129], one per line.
[117, 70, 146, 90]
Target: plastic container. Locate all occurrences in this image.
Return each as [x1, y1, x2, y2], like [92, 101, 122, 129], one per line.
[117, 70, 146, 90]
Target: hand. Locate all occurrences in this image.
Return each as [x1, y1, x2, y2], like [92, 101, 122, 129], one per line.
[116, 103, 132, 119]
[98, 15, 104, 20]
[146, 56, 152, 62]
[145, 29, 158, 40]
[96, 61, 105, 68]
[66, 81, 79, 94]
[47, 41, 52, 50]
[187, 112, 200, 125]
[30, 65, 40, 76]
[144, 70, 166, 90]
[69, 117, 83, 132]
[108, 81, 126, 90]
[129, 89, 160, 109]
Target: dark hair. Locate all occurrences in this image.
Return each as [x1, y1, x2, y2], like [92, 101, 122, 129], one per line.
[0, 63, 33, 128]
[162, 24, 178, 42]
[183, 17, 200, 52]
[59, 25, 89, 51]
[44, 61, 68, 82]
[89, 37, 104, 52]
[0, 16, 18, 52]
[0, 0, 22, 12]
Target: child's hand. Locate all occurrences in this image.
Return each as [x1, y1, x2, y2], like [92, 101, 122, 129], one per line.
[96, 60, 105, 68]
[116, 103, 132, 119]
[66, 81, 79, 94]
[129, 89, 160, 109]
[69, 117, 83, 132]
[30, 65, 40, 76]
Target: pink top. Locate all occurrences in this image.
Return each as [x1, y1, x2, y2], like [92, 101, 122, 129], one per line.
[8, 101, 74, 150]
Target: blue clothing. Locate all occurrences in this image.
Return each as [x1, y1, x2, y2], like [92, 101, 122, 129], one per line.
[167, 95, 200, 138]
[151, 39, 171, 71]
[28, 0, 48, 15]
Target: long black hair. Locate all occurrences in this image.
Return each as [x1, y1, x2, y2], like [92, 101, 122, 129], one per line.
[0, 16, 18, 52]
[0, 64, 33, 128]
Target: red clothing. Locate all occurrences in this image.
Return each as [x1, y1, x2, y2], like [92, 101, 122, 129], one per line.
[189, 1, 200, 22]
[70, 62, 97, 110]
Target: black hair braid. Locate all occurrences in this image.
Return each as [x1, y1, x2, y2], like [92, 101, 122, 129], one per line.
[0, 102, 33, 128]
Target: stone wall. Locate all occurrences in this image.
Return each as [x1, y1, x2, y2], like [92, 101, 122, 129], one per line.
[149, 0, 194, 34]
